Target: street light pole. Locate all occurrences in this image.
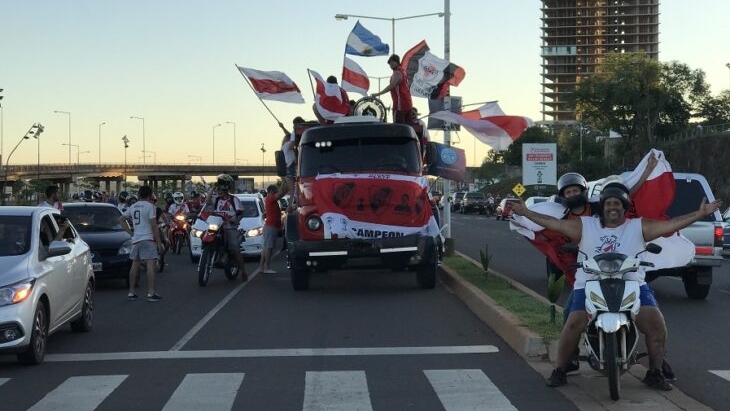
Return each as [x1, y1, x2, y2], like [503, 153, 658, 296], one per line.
[142, 150, 157, 165]
[130, 116, 145, 166]
[334, 12, 444, 52]
[367, 76, 390, 91]
[726, 63, 730, 87]
[260, 143, 266, 190]
[1, 123, 43, 205]
[187, 155, 202, 164]
[53, 110, 71, 166]
[122, 135, 129, 190]
[98, 121, 106, 165]
[212, 123, 222, 165]
[226, 121, 237, 166]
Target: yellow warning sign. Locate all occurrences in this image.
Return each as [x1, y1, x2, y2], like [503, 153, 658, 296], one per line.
[512, 183, 526, 198]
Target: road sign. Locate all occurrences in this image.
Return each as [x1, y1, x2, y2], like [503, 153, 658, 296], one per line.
[512, 183, 526, 197]
[522, 144, 557, 186]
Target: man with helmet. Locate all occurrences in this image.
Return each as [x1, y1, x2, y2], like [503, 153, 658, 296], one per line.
[168, 191, 190, 215]
[117, 191, 130, 213]
[511, 183, 723, 391]
[185, 191, 203, 216]
[206, 174, 248, 282]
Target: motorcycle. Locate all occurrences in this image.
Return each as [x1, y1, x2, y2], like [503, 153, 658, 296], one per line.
[168, 209, 189, 254]
[190, 210, 242, 286]
[571, 243, 661, 400]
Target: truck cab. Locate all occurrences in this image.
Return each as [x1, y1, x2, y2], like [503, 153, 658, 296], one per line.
[284, 117, 440, 290]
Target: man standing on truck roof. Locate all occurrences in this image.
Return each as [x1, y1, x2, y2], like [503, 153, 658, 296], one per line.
[371, 54, 413, 124]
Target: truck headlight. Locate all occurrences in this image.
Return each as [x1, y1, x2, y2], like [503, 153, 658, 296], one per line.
[306, 216, 322, 231]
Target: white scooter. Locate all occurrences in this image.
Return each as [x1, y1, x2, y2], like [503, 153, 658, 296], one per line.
[571, 243, 661, 401]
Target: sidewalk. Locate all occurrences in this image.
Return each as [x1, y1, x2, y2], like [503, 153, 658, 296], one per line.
[439, 252, 714, 411]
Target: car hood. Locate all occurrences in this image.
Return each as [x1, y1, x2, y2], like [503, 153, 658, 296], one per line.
[239, 217, 264, 231]
[77, 230, 131, 249]
[1, 255, 31, 285]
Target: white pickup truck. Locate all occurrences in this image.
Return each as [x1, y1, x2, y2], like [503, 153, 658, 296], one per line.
[590, 172, 724, 299]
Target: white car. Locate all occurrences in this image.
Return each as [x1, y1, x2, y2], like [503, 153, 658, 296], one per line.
[0, 206, 95, 365]
[189, 194, 266, 262]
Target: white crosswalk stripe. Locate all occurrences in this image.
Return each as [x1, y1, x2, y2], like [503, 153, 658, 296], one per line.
[0, 377, 9, 387]
[710, 370, 730, 381]
[303, 371, 373, 411]
[425, 369, 518, 411]
[162, 373, 245, 411]
[26, 375, 127, 411]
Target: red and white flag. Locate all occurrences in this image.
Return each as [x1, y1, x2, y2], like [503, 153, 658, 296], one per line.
[429, 102, 532, 151]
[402, 40, 465, 99]
[309, 69, 350, 121]
[341, 57, 369, 96]
[236, 66, 305, 104]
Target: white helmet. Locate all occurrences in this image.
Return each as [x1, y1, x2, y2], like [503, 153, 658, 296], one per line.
[173, 191, 184, 205]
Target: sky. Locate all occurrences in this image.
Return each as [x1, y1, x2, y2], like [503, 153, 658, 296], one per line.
[2, 0, 729, 170]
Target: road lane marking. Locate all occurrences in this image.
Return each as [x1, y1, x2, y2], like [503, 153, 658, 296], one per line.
[304, 371, 373, 411]
[162, 373, 244, 411]
[26, 375, 127, 411]
[45, 345, 498, 362]
[425, 369, 518, 411]
[710, 370, 730, 381]
[169, 271, 259, 351]
[0, 377, 9, 387]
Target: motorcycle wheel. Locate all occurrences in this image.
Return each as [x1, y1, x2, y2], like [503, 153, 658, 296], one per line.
[224, 252, 240, 280]
[175, 234, 184, 254]
[605, 332, 621, 401]
[198, 249, 214, 286]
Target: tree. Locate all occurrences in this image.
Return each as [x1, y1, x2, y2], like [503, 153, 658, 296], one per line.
[502, 126, 553, 166]
[697, 90, 730, 125]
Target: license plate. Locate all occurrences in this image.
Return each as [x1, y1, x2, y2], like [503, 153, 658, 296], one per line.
[92, 262, 103, 272]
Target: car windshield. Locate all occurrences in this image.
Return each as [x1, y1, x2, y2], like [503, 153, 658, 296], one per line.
[299, 136, 421, 177]
[64, 207, 124, 232]
[466, 193, 484, 199]
[0, 216, 32, 256]
[241, 202, 259, 218]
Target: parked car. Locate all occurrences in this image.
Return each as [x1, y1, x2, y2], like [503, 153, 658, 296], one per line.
[189, 194, 266, 262]
[723, 207, 730, 254]
[0, 206, 94, 365]
[460, 191, 487, 214]
[450, 191, 467, 211]
[495, 198, 516, 220]
[62, 202, 132, 285]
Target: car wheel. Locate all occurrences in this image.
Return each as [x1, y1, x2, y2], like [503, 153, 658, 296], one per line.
[70, 280, 95, 332]
[17, 300, 48, 365]
[290, 268, 310, 291]
[416, 259, 437, 289]
[683, 269, 711, 300]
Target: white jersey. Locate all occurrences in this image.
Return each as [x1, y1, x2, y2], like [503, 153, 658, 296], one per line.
[168, 203, 190, 215]
[123, 200, 157, 243]
[212, 194, 242, 222]
[575, 216, 646, 289]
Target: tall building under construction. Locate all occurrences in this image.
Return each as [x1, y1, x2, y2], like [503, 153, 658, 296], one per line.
[540, 0, 659, 121]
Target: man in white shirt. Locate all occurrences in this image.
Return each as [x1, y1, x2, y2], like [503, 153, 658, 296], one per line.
[38, 185, 63, 211]
[120, 185, 164, 302]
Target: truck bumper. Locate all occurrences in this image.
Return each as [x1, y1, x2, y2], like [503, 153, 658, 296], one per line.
[288, 234, 437, 271]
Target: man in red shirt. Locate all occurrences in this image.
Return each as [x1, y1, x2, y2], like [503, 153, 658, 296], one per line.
[259, 182, 288, 274]
[372, 54, 413, 124]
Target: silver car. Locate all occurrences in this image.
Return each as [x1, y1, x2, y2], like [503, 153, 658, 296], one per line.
[0, 206, 95, 364]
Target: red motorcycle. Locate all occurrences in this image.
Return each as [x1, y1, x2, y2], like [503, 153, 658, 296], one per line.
[191, 210, 242, 286]
[168, 208, 189, 254]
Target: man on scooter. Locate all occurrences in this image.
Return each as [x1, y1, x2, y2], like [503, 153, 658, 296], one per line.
[511, 184, 722, 391]
[206, 174, 248, 282]
[168, 191, 190, 215]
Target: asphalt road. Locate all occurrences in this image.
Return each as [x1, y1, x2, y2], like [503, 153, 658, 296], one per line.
[0, 241, 578, 410]
[449, 211, 730, 411]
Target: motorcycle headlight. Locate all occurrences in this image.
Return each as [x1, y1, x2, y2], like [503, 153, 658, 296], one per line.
[175, 215, 186, 221]
[246, 227, 263, 238]
[207, 224, 219, 232]
[621, 292, 637, 307]
[597, 259, 622, 273]
[193, 229, 204, 238]
[589, 291, 607, 307]
[118, 239, 133, 255]
[0, 279, 35, 306]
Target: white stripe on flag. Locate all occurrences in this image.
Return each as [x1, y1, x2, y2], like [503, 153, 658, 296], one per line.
[162, 373, 245, 411]
[342, 57, 369, 96]
[27, 375, 128, 411]
[425, 369, 518, 411]
[303, 371, 373, 411]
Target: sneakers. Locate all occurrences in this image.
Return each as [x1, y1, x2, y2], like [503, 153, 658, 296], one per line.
[147, 293, 163, 302]
[661, 359, 677, 382]
[127, 293, 138, 301]
[642, 368, 673, 391]
[546, 368, 567, 387]
[565, 348, 580, 373]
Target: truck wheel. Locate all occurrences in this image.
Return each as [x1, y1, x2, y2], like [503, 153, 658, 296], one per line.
[682, 269, 711, 300]
[416, 258, 437, 289]
[291, 268, 310, 291]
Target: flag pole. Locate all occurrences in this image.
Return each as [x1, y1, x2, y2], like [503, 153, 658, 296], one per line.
[235, 64, 283, 125]
[306, 69, 317, 100]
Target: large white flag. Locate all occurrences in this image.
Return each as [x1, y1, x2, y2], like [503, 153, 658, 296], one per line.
[236, 66, 305, 104]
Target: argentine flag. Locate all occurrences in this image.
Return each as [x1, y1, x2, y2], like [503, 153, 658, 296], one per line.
[345, 21, 389, 57]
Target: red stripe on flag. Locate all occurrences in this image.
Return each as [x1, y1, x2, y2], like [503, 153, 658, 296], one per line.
[248, 78, 301, 95]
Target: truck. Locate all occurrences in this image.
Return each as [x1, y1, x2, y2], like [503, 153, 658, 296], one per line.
[591, 172, 724, 299]
[281, 116, 440, 291]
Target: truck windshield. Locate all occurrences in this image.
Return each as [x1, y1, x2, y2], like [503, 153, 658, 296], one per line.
[299, 136, 421, 177]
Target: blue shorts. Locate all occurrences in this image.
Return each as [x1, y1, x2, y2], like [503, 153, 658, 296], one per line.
[569, 284, 658, 313]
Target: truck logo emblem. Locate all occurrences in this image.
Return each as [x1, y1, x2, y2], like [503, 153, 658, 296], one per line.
[332, 182, 356, 207]
[369, 187, 392, 215]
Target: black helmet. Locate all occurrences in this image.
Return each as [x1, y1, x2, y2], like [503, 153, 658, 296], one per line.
[557, 172, 588, 208]
[118, 191, 129, 202]
[83, 189, 94, 202]
[600, 183, 631, 210]
[216, 174, 234, 190]
[190, 190, 199, 199]
[128, 194, 138, 204]
[93, 191, 103, 202]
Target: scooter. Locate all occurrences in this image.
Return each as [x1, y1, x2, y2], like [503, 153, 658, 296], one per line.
[572, 243, 661, 400]
[190, 210, 242, 286]
[168, 209, 189, 255]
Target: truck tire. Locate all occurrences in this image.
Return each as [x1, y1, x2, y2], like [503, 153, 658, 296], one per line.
[416, 257, 437, 289]
[682, 268, 712, 300]
[291, 268, 310, 291]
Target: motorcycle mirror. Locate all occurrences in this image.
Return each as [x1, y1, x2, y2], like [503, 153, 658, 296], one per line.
[560, 243, 578, 253]
[645, 243, 663, 254]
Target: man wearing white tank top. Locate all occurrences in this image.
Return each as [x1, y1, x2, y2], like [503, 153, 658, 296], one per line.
[511, 183, 722, 391]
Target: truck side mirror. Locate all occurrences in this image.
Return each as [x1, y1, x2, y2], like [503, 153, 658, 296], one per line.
[425, 142, 438, 165]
